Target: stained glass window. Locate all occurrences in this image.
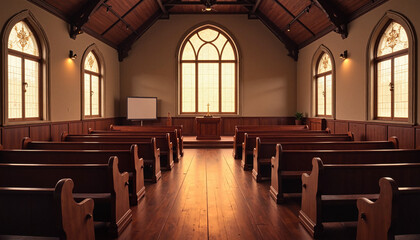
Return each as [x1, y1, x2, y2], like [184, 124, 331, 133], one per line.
[377, 22, 408, 57]
[84, 51, 101, 117]
[375, 21, 409, 120]
[180, 26, 237, 114]
[315, 53, 332, 117]
[7, 21, 41, 120]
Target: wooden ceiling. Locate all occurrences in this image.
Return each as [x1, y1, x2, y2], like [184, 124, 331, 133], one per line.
[28, 0, 389, 61]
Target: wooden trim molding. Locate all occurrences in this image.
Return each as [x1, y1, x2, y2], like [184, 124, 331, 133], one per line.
[0, 117, 117, 149]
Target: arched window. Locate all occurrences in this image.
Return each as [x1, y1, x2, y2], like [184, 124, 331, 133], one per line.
[2, 10, 49, 124]
[179, 25, 238, 114]
[312, 45, 335, 118]
[375, 22, 408, 120]
[315, 53, 333, 117]
[82, 45, 104, 118]
[368, 11, 416, 123]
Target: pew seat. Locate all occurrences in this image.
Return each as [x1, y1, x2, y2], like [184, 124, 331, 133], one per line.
[299, 158, 420, 238]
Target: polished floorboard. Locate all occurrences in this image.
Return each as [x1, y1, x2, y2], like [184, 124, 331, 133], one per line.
[103, 148, 357, 240]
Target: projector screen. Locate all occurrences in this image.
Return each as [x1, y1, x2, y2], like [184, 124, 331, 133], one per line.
[127, 97, 157, 120]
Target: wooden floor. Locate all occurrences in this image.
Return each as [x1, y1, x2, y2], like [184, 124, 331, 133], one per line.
[99, 148, 358, 240]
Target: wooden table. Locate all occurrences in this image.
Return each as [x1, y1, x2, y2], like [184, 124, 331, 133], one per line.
[196, 117, 221, 140]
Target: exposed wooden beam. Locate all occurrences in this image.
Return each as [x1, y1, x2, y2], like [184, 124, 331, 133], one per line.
[274, 0, 315, 36]
[101, 0, 144, 36]
[156, 0, 167, 15]
[118, 10, 163, 61]
[69, 0, 105, 39]
[164, 0, 254, 6]
[255, 11, 298, 61]
[251, 0, 261, 14]
[27, 0, 70, 21]
[313, 0, 348, 39]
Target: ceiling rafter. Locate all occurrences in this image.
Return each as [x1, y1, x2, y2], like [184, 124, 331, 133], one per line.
[274, 0, 315, 36]
[255, 11, 298, 61]
[313, 0, 348, 39]
[69, 0, 105, 39]
[118, 10, 163, 61]
[164, 0, 254, 6]
[101, 0, 145, 36]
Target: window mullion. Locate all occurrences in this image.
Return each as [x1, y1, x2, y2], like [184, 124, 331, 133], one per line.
[22, 57, 26, 119]
[90, 75, 93, 116]
[195, 62, 198, 113]
[219, 61, 221, 113]
[391, 58, 395, 119]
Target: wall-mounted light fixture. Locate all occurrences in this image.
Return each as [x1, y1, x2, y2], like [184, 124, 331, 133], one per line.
[69, 50, 77, 60]
[340, 50, 348, 60]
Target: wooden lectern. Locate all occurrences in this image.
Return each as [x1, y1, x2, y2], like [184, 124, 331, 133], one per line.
[196, 117, 221, 140]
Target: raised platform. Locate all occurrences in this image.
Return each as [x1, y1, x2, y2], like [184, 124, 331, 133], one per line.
[183, 136, 233, 148]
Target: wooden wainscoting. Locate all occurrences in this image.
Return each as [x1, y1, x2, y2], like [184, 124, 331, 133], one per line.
[1, 118, 118, 149]
[306, 118, 419, 149]
[119, 117, 296, 136]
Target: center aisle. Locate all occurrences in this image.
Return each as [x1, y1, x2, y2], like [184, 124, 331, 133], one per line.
[114, 149, 350, 240]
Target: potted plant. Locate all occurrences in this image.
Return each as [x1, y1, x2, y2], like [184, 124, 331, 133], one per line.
[294, 112, 304, 125]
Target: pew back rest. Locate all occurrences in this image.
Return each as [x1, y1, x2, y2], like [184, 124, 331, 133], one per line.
[279, 149, 420, 172]
[0, 148, 136, 173]
[317, 161, 420, 195]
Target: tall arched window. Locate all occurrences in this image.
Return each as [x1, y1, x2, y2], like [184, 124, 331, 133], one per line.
[2, 10, 49, 124]
[375, 22, 408, 120]
[368, 11, 416, 123]
[82, 45, 104, 119]
[179, 25, 238, 114]
[315, 53, 333, 117]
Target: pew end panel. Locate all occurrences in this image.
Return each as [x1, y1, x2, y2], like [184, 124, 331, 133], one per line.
[107, 156, 132, 237]
[129, 144, 145, 205]
[356, 177, 396, 240]
[269, 144, 282, 203]
[56, 178, 95, 240]
[388, 136, 399, 149]
[357, 177, 420, 240]
[299, 158, 324, 238]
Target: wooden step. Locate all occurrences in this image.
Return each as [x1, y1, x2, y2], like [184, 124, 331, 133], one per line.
[183, 136, 233, 149]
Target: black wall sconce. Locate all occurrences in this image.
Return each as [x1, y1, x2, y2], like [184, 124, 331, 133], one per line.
[340, 50, 348, 60]
[69, 50, 77, 60]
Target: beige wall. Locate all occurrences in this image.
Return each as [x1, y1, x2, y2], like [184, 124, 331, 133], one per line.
[1, 0, 120, 122]
[297, 0, 420, 123]
[120, 14, 297, 117]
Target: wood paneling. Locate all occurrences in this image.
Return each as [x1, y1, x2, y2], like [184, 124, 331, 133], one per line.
[69, 122, 83, 135]
[349, 122, 365, 141]
[242, 117, 259, 126]
[305, 118, 326, 131]
[221, 117, 241, 136]
[82, 121, 96, 134]
[51, 123, 69, 141]
[365, 124, 387, 141]
[172, 117, 195, 136]
[30, 125, 51, 141]
[334, 121, 349, 134]
[388, 126, 415, 149]
[326, 119, 335, 133]
[416, 127, 420, 149]
[2, 127, 30, 149]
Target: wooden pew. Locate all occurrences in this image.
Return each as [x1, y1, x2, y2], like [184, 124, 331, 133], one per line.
[23, 137, 162, 183]
[19, 138, 145, 205]
[233, 124, 310, 159]
[62, 132, 174, 170]
[0, 156, 132, 237]
[253, 136, 397, 181]
[299, 158, 420, 238]
[109, 124, 184, 156]
[241, 131, 344, 169]
[243, 132, 353, 170]
[0, 178, 95, 240]
[270, 147, 420, 204]
[356, 177, 420, 240]
[88, 128, 181, 162]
